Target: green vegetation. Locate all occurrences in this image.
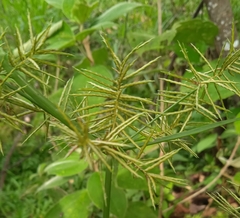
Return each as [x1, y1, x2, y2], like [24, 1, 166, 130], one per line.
[1, 1, 240, 218]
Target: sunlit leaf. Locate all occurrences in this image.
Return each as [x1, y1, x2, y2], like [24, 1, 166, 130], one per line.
[45, 190, 91, 218]
[233, 172, 240, 185]
[95, 2, 142, 24]
[37, 176, 69, 192]
[46, 21, 75, 50]
[87, 172, 104, 209]
[125, 202, 157, 218]
[196, 133, 217, 153]
[234, 113, 240, 134]
[72, 1, 98, 24]
[62, 0, 75, 19]
[44, 159, 88, 176]
[45, 0, 63, 9]
[117, 168, 148, 190]
[75, 22, 115, 42]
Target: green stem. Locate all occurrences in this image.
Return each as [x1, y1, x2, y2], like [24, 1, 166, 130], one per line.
[2, 56, 78, 131]
[126, 117, 239, 151]
[103, 158, 113, 218]
[10, 72, 79, 132]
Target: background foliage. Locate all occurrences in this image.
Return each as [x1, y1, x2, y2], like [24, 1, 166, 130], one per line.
[1, 0, 240, 218]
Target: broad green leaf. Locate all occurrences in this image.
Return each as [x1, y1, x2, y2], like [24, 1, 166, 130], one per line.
[47, 188, 67, 202]
[45, 0, 63, 9]
[72, 1, 98, 24]
[157, 30, 177, 45]
[45, 190, 91, 218]
[49, 88, 64, 104]
[196, 133, 217, 153]
[117, 168, 148, 190]
[110, 186, 127, 218]
[87, 172, 104, 209]
[95, 2, 142, 24]
[75, 48, 108, 68]
[46, 21, 75, 50]
[75, 22, 115, 41]
[221, 129, 237, 139]
[44, 159, 88, 176]
[127, 32, 155, 48]
[128, 30, 176, 54]
[124, 202, 157, 218]
[37, 163, 48, 176]
[233, 172, 240, 185]
[234, 113, 240, 134]
[62, 0, 75, 19]
[87, 172, 127, 218]
[173, 19, 218, 45]
[37, 176, 69, 192]
[174, 42, 208, 63]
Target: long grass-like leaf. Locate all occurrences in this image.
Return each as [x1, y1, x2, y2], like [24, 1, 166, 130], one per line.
[10, 72, 80, 133]
[132, 118, 238, 149]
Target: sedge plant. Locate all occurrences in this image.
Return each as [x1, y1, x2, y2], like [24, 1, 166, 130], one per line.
[1, 16, 240, 217]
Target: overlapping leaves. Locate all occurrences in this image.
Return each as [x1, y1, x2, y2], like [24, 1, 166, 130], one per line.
[1, 16, 240, 205]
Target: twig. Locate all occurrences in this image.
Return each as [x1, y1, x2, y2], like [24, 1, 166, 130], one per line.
[163, 136, 240, 214]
